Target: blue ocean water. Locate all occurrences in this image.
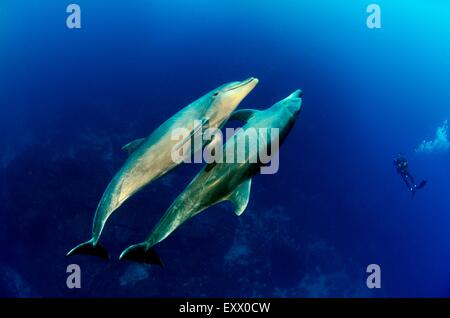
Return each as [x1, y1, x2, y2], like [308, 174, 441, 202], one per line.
[1, 0, 450, 297]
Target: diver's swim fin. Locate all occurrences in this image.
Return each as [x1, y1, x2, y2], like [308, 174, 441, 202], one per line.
[66, 239, 109, 260]
[119, 243, 163, 267]
[411, 180, 427, 197]
[416, 180, 427, 190]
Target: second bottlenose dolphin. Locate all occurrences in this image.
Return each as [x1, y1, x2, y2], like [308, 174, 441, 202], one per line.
[67, 78, 259, 259]
[119, 89, 303, 265]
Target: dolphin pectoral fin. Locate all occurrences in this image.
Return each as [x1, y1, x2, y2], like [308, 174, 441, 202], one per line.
[66, 239, 109, 260]
[227, 178, 252, 216]
[119, 243, 163, 267]
[174, 117, 209, 151]
[122, 138, 146, 155]
[229, 109, 258, 123]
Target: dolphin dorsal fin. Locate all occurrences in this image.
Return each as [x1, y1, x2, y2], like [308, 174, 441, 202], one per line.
[122, 138, 146, 155]
[227, 178, 252, 216]
[229, 109, 258, 123]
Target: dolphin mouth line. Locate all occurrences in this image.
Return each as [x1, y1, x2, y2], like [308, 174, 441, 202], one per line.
[224, 78, 256, 93]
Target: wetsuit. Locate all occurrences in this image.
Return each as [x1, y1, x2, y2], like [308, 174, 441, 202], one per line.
[393, 155, 426, 195]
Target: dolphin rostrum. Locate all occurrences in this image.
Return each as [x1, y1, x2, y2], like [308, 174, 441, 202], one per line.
[67, 78, 259, 259]
[119, 89, 303, 265]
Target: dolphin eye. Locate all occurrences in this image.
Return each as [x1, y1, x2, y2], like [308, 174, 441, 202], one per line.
[213, 92, 219, 97]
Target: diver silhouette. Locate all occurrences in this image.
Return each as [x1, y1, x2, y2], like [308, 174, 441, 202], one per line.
[393, 153, 427, 196]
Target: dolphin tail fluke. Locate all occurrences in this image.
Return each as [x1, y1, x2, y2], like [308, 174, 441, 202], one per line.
[66, 239, 109, 260]
[119, 243, 163, 267]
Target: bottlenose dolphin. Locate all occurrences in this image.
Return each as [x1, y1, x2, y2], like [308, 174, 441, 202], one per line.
[67, 78, 259, 259]
[119, 89, 303, 265]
